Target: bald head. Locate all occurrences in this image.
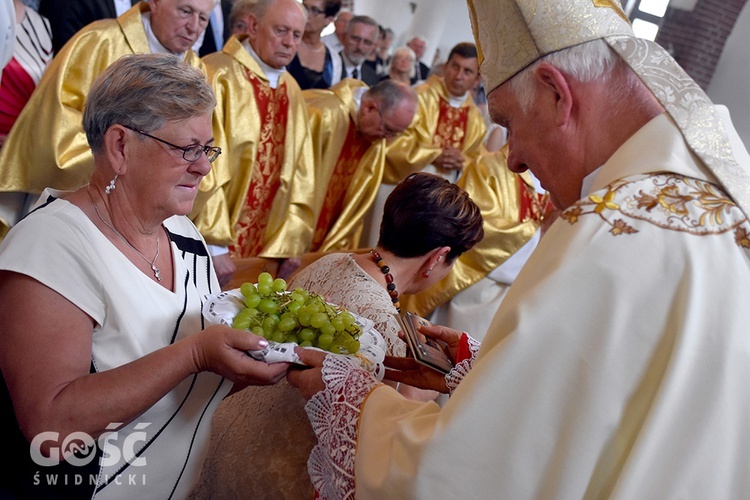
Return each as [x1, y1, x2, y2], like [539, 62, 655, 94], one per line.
[334, 9, 353, 41]
[407, 36, 427, 60]
[149, 0, 216, 54]
[358, 80, 417, 143]
[247, 0, 306, 68]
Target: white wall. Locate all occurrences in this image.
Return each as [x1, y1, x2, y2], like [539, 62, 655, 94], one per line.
[354, 0, 474, 67]
[707, 2, 750, 148]
[353, 0, 749, 148]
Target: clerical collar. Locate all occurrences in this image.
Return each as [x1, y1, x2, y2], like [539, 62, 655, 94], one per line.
[243, 39, 286, 89]
[142, 12, 186, 57]
[448, 92, 469, 109]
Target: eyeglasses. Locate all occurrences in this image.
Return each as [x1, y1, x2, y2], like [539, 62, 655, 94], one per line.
[348, 34, 377, 48]
[376, 107, 404, 139]
[302, 4, 325, 16]
[123, 125, 222, 163]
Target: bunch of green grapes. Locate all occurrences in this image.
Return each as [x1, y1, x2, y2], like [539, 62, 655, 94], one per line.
[231, 272, 362, 354]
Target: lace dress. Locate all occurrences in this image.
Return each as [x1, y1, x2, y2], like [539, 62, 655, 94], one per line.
[290, 254, 482, 499]
[289, 253, 407, 357]
[190, 252, 406, 498]
[301, 333, 481, 499]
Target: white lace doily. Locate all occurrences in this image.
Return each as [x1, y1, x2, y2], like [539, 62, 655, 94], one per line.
[203, 289, 387, 379]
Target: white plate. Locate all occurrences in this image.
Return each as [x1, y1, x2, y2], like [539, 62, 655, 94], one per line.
[202, 289, 387, 376]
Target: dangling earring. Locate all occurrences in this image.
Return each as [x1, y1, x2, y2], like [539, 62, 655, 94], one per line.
[105, 174, 118, 195]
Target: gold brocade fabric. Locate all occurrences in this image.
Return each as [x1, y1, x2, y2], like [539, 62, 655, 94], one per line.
[311, 120, 369, 250]
[466, 0, 750, 220]
[400, 147, 539, 317]
[466, 0, 631, 94]
[229, 72, 290, 258]
[0, 3, 204, 233]
[303, 80, 386, 252]
[382, 75, 486, 185]
[434, 99, 470, 149]
[191, 36, 315, 257]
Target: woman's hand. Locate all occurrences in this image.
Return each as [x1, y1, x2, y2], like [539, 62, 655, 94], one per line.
[383, 356, 449, 393]
[384, 323, 465, 393]
[415, 323, 464, 361]
[286, 347, 328, 399]
[190, 324, 289, 389]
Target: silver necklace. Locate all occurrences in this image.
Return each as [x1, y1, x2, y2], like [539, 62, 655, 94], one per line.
[86, 185, 162, 282]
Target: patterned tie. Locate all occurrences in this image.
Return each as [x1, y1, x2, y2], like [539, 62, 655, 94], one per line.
[352, 68, 359, 80]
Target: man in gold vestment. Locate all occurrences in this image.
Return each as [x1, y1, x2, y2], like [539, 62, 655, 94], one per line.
[386, 42, 486, 183]
[363, 42, 487, 246]
[0, 0, 214, 237]
[304, 78, 417, 252]
[288, 0, 750, 496]
[192, 0, 315, 285]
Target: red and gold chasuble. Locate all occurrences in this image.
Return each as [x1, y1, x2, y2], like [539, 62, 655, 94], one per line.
[518, 176, 552, 223]
[433, 99, 470, 149]
[311, 121, 369, 250]
[230, 71, 290, 258]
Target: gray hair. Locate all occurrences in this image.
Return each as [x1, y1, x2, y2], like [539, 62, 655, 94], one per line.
[346, 15, 379, 35]
[365, 78, 417, 114]
[83, 53, 215, 154]
[387, 46, 416, 79]
[509, 39, 632, 112]
[252, 0, 306, 22]
[230, 0, 256, 29]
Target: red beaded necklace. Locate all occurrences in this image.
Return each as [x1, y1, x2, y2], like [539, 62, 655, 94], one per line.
[370, 249, 401, 313]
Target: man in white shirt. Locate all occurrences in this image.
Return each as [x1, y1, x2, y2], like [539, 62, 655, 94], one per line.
[331, 14, 379, 86]
[406, 35, 429, 84]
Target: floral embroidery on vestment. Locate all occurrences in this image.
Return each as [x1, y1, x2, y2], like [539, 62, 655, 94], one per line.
[311, 120, 369, 250]
[561, 174, 749, 244]
[231, 70, 290, 258]
[434, 98, 469, 149]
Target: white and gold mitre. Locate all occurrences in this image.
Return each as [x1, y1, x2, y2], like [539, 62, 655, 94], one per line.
[467, 0, 632, 92]
[466, 0, 750, 220]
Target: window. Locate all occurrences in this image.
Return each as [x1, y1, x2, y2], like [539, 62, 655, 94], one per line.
[630, 0, 672, 40]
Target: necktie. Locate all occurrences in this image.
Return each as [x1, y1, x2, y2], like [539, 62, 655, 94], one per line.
[352, 68, 359, 80]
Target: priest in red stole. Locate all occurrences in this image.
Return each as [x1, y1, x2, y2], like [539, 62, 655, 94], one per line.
[304, 78, 417, 252]
[192, 0, 316, 284]
[363, 42, 487, 246]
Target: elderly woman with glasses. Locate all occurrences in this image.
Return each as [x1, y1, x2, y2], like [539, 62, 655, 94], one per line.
[190, 172, 484, 499]
[0, 53, 290, 499]
[381, 46, 416, 85]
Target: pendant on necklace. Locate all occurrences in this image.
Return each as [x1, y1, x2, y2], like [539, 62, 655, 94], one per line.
[152, 264, 162, 282]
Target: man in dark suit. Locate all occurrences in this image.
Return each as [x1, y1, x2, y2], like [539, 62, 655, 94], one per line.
[337, 14, 380, 86]
[195, 0, 232, 56]
[407, 35, 430, 84]
[39, 0, 121, 54]
[39, 0, 231, 55]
